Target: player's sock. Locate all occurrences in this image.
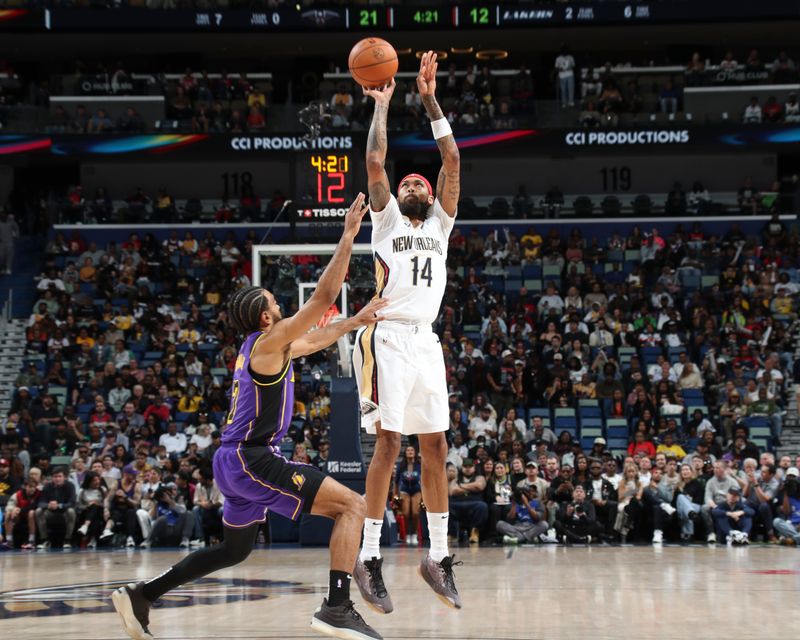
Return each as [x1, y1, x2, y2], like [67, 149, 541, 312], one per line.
[328, 570, 352, 607]
[359, 518, 383, 562]
[427, 512, 449, 563]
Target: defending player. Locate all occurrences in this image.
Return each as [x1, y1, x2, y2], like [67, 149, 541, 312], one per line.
[111, 193, 389, 640]
[353, 51, 462, 612]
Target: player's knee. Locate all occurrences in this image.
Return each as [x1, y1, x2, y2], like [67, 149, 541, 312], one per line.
[346, 491, 367, 520]
[375, 430, 402, 460]
[419, 434, 447, 462]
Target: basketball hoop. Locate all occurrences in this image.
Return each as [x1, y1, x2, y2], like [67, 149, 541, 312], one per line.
[317, 303, 340, 329]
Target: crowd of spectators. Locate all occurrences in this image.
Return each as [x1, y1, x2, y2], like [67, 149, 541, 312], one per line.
[2, 205, 800, 551]
[432, 216, 800, 545]
[572, 49, 799, 127]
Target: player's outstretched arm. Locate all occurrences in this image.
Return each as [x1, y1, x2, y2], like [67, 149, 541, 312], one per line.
[257, 194, 369, 354]
[363, 80, 395, 212]
[290, 298, 389, 358]
[418, 51, 460, 217]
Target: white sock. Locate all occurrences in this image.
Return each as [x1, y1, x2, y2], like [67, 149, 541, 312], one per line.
[359, 518, 383, 562]
[427, 512, 449, 563]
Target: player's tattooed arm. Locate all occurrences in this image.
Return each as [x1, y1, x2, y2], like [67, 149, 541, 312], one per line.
[418, 51, 460, 217]
[363, 80, 395, 212]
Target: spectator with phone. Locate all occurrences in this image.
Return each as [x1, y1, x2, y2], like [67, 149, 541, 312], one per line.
[553, 485, 604, 544]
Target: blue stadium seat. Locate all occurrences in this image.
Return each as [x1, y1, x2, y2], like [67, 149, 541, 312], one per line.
[607, 426, 628, 440]
[608, 438, 628, 450]
[579, 407, 602, 420]
[522, 264, 541, 279]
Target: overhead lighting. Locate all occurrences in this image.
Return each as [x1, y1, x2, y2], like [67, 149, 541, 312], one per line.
[475, 50, 508, 61]
[450, 47, 474, 54]
[416, 50, 448, 60]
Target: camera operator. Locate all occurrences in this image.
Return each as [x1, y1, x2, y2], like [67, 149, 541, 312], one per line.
[497, 485, 549, 544]
[583, 459, 618, 541]
[140, 484, 195, 549]
[773, 467, 800, 545]
[553, 485, 604, 544]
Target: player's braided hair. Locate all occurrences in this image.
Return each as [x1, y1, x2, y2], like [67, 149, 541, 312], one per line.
[227, 285, 267, 334]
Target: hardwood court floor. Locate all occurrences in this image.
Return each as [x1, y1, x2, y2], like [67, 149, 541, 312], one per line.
[1, 544, 799, 639]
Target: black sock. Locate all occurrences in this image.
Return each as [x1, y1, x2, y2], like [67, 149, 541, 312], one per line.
[328, 570, 351, 607]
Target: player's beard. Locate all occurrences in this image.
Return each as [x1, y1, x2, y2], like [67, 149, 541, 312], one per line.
[399, 196, 428, 221]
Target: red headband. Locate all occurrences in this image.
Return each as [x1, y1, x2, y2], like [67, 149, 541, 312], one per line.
[399, 173, 433, 198]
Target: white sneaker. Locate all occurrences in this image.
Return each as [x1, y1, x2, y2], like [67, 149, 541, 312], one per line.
[660, 503, 677, 516]
[502, 535, 518, 545]
[726, 534, 733, 546]
[740, 533, 749, 546]
[100, 529, 114, 539]
[62, 542, 71, 549]
[410, 533, 418, 546]
[179, 537, 190, 548]
[126, 536, 136, 548]
[652, 530, 663, 544]
[707, 533, 716, 544]
[539, 531, 559, 544]
[78, 524, 89, 536]
[87, 538, 97, 549]
[37, 541, 50, 550]
[404, 534, 411, 544]
[189, 539, 205, 548]
[140, 540, 151, 549]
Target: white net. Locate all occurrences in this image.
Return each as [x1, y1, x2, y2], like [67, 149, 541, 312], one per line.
[252, 243, 374, 376]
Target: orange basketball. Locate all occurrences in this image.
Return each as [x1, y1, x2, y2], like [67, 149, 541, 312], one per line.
[348, 37, 398, 88]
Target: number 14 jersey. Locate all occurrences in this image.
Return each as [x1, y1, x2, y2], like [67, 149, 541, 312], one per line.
[369, 195, 455, 325]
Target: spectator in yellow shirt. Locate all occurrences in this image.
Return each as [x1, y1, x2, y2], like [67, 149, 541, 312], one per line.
[78, 257, 96, 282]
[520, 226, 543, 261]
[177, 321, 200, 345]
[75, 327, 96, 349]
[656, 432, 687, 459]
[177, 385, 203, 414]
[247, 86, 267, 109]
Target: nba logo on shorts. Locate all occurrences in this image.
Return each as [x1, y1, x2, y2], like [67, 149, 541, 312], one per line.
[291, 472, 306, 490]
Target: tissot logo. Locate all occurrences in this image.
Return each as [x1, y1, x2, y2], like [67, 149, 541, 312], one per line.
[231, 136, 353, 151]
[302, 207, 348, 219]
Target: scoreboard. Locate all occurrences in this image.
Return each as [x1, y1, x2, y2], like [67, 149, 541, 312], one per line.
[2, 2, 794, 32]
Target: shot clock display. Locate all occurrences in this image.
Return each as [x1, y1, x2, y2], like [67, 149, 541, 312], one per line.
[295, 152, 363, 221]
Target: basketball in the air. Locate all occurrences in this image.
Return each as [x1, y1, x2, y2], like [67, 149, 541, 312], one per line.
[348, 37, 398, 88]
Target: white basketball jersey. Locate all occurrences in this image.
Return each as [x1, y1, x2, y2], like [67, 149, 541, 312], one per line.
[369, 195, 455, 325]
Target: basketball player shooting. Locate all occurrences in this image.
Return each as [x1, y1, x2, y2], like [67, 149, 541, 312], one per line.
[111, 193, 389, 640]
[353, 51, 462, 612]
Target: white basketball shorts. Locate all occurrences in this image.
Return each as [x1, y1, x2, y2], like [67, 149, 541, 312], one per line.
[352, 321, 449, 436]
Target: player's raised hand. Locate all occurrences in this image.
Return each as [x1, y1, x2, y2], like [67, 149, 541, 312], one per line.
[362, 78, 396, 106]
[353, 297, 389, 327]
[343, 192, 369, 238]
[417, 50, 438, 97]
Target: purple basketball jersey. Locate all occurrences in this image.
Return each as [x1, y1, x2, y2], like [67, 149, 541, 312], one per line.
[220, 331, 294, 447]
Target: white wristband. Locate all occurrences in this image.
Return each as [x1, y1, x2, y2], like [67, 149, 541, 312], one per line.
[431, 117, 452, 140]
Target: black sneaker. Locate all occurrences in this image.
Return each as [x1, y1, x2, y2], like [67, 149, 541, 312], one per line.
[310, 598, 383, 640]
[419, 554, 463, 609]
[353, 556, 393, 614]
[111, 582, 153, 640]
